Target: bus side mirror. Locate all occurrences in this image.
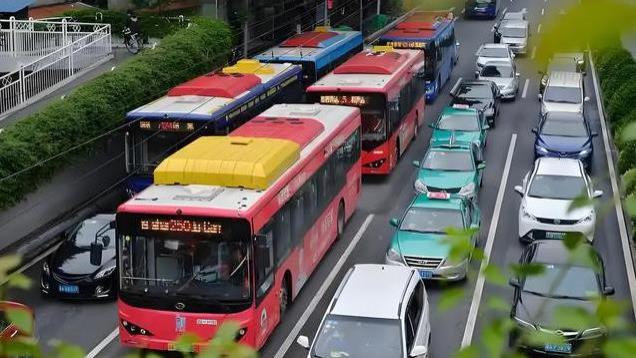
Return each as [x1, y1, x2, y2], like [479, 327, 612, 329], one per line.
[389, 218, 400, 227]
[90, 242, 103, 266]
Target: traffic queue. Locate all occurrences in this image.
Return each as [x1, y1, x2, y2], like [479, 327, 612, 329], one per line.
[0, 5, 613, 358]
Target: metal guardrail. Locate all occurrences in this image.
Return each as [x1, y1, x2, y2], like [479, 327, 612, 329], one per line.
[0, 17, 113, 119]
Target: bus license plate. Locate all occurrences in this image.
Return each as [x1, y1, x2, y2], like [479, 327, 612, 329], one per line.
[59, 284, 79, 294]
[419, 270, 433, 279]
[545, 232, 566, 239]
[544, 343, 572, 354]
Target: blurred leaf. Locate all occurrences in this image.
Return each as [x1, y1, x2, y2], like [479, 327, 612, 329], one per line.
[568, 190, 593, 212]
[568, 243, 601, 272]
[486, 296, 509, 313]
[174, 332, 200, 353]
[0, 255, 21, 278]
[439, 287, 465, 311]
[453, 345, 479, 358]
[563, 232, 584, 250]
[603, 337, 636, 358]
[0, 337, 41, 358]
[596, 298, 627, 329]
[525, 329, 565, 346]
[620, 121, 636, 143]
[50, 340, 85, 358]
[625, 195, 636, 218]
[214, 321, 241, 342]
[553, 305, 597, 332]
[482, 317, 510, 358]
[509, 263, 545, 278]
[6, 306, 33, 335]
[483, 264, 507, 286]
[8, 273, 32, 290]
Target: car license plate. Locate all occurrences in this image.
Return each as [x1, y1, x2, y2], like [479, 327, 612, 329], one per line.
[59, 284, 79, 294]
[419, 270, 433, 279]
[544, 343, 572, 354]
[545, 232, 566, 239]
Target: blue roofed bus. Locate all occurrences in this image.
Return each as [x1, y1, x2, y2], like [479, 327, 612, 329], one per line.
[378, 10, 458, 102]
[254, 26, 363, 87]
[123, 59, 302, 194]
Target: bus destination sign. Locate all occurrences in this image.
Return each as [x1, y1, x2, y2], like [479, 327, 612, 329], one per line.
[320, 95, 369, 107]
[140, 218, 223, 234]
[385, 41, 426, 49]
[139, 120, 196, 132]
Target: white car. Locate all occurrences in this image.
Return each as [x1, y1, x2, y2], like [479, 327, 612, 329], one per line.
[476, 59, 520, 99]
[475, 43, 515, 73]
[297, 264, 431, 358]
[515, 157, 602, 243]
[497, 20, 529, 54]
[539, 71, 590, 116]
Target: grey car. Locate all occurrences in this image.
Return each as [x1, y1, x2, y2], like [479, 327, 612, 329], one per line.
[496, 20, 529, 54]
[477, 60, 520, 100]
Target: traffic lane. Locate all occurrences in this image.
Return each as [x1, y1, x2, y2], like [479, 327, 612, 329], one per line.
[5, 258, 118, 352]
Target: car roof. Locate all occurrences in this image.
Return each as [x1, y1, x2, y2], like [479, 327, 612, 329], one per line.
[483, 59, 513, 66]
[545, 111, 585, 121]
[441, 106, 479, 117]
[429, 144, 472, 152]
[531, 241, 598, 267]
[503, 11, 526, 20]
[547, 71, 582, 88]
[535, 157, 582, 177]
[411, 193, 463, 210]
[480, 43, 510, 49]
[330, 264, 415, 319]
[500, 20, 527, 28]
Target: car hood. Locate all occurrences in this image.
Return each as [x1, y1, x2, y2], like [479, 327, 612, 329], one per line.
[543, 101, 582, 114]
[515, 292, 597, 330]
[501, 37, 527, 46]
[477, 56, 508, 67]
[522, 196, 592, 220]
[432, 129, 481, 146]
[537, 134, 591, 153]
[479, 76, 514, 89]
[51, 244, 116, 276]
[417, 169, 474, 189]
[395, 231, 450, 258]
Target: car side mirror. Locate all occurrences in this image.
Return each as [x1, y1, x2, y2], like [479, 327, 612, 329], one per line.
[456, 42, 460, 47]
[90, 242, 103, 266]
[428, 123, 435, 128]
[537, 93, 543, 100]
[389, 218, 400, 227]
[591, 132, 598, 137]
[410, 345, 428, 357]
[584, 96, 590, 102]
[604, 286, 615, 296]
[515, 72, 520, 77]
[531, 127, 538, 134]
[412, 160, 421, 167]
[514, 185, 524, 195]
[296, 335, 310, 350]
[509, 278, 520, 288]
[593, 190, 603, 198]
[477, 162, 486, 170]
[483, 124, 490, 130]
[475, 70, 480, 78]
[511, 53, 516, 58]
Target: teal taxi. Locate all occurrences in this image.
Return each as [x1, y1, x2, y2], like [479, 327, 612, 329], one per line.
[429, 105, 489, 149]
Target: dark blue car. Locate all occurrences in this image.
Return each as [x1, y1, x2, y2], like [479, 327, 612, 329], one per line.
[464, 0, 500, 19]
[532, 111, 597, 169]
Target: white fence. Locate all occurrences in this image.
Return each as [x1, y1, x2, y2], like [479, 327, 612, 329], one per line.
[0, 17, 113, 119]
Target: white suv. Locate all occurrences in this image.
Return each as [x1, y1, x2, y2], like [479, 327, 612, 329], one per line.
[515, 157, 602, 243]
[297, 264, 431, 358]
[539, 71, 589, 115]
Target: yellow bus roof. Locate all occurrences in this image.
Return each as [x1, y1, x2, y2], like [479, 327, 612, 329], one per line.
[154, 136, 300, 190]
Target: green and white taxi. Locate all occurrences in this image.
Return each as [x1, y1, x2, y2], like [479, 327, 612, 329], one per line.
[386, 192, 481, 281]
[429, 105, 489, 149]
[413, 142, 485, 199]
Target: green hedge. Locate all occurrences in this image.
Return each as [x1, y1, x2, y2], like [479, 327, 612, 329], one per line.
[602, 63, 636, 101]
[607, 81, 636, 125]
[0, 18, 232, 209]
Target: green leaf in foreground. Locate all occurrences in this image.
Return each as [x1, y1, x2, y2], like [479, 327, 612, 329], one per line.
[453, 345, 479, 358]
[439, 287, 465, 311]
[50, 340, 85, 358]
[8, 272, 32, 290]
[603, 337, 636, 358]
[483, 263, 507, 286]
[174, 332, 200, 353]
[6, 306, 33, 335]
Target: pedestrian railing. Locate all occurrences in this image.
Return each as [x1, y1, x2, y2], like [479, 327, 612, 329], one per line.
[0, 17, 112, 119]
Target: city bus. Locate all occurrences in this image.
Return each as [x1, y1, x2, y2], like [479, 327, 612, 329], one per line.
[254, 26, 363, 87]
[464, 0, 500, 19]
[306, 46, 425, 175]
[123, 59, 302, 194]
[112, 103, 362, 350]
[377, 10, 458, 102]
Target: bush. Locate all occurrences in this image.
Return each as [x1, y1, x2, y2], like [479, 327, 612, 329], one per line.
[623, 168, 636, 194]
[602, 63, 636, 100]
[613, 109, 636, 145]
[618, 140, 636, 174]
[607, 80, 636, 125]
[595, 47, 633, 81]
[0, 18, 232, 209]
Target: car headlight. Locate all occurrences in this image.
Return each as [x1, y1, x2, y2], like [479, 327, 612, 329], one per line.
[484, 107, 494, 116]
[477, 62, 484, 68]
[536, 145, 549, 154]
[578, 149, 591, 157]
[387, 247, 402, 262]
[577, 212, 594, 223]
[459, 182, 476, 197]
[521, 205, 536, 220]
[414, 179, 428, 193]
[94, 265, 116, 279]
[43, 261, 50, 276]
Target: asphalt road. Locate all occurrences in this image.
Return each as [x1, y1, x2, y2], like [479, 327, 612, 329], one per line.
[5, 0, 636, 357]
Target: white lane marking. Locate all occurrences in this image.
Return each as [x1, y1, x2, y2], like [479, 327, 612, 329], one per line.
[590, 51, 636, 321]
[531, 46, 537, 59]
[541, 8, 545, 15]
[461, 134, 517, 347]
[537, 24, 542, 33]
[86, 327, 119, 358]
[502, 7, 508, 15]
[274, 214, 375, 358]
[1, 242, 62, 286]
[521, 79, 530, 98]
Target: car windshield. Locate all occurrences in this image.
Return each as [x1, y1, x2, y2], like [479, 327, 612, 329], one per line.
[544, 86, 582, 104]
[478, 47, 509, 58]
[422, 150, 474, 171]
[548, 58, 578, 72]
[400, 207, 464, 234]
[68, 218, 115, 249]
[501, 25, 526, 38]
[523, 264, 600, 299]
[528, 174, 587, 200]
[312, 315, 402, 358]
[541, 118, 588, 137]
[480, 64, 513, 77]
[437, 114, 480, 131]
[456, 84, 493, 99]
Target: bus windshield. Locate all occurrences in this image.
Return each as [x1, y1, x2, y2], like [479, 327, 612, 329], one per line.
[128, 129, 192, 175]
[118, 214, 252, 302]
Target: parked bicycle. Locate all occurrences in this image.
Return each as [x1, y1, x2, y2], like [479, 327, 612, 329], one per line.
[122, 27, 143, 54]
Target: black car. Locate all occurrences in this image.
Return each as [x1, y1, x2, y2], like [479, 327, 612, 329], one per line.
[41, 214, 117, 299]
[533, 111, 597, 169]
[509, 240, 614, 357]
[450, 79, 501, 127]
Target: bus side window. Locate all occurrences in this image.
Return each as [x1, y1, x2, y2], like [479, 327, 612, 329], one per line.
[274, 205, 292, 265]
[255, 228, 274, 302]
[291, 196, 305, 246]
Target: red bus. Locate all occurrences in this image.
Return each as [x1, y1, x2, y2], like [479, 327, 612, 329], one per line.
[113, 103, 362, 351]
[306, 46, 426, 174]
